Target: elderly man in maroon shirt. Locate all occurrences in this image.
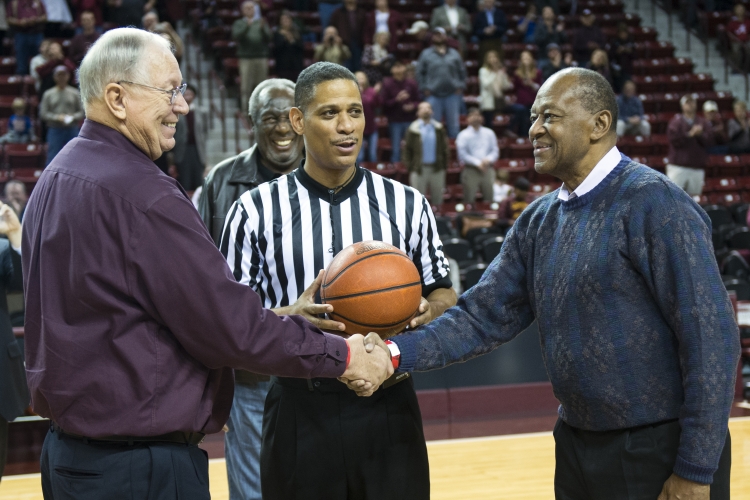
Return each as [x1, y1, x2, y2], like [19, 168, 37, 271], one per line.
[22, 28, 391, 500]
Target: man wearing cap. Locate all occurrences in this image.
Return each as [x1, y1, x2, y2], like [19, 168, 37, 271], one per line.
[703, 100, 729, 153]
[39, 65, 83, 165]
[416, 27, 466, 139]
[572, 9, 604, 65]
[666, 94, 714, 196]
[539, 43, 571, 81]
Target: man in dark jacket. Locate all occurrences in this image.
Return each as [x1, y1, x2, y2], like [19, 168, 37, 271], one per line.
[572, 9, 605, 65]
[473, 0, 507, 66]
[0, 202, 26, 481]
[197, 78, 304, 500]
[328, 0, 367, 71]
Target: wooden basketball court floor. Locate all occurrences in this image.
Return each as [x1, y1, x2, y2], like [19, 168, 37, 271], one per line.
[3, 417, 750, 499]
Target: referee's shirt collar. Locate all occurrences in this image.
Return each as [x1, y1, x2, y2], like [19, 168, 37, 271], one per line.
[295, 160, 365, 205]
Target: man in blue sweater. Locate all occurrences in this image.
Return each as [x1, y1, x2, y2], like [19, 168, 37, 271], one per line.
[361, 68, 740, 499]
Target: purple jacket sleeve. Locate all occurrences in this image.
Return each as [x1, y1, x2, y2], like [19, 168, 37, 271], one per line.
[128, 193, 349, 378]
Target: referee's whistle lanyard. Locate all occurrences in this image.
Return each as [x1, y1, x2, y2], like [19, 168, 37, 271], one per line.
[328, 188, 337, 255]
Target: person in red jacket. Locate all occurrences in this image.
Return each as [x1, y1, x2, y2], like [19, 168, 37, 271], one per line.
[727, 3, 750, 69]
[666, 94, 714, 196]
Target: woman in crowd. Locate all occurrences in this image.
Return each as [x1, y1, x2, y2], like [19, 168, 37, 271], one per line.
[479, 50, 525, 137]
[273, 10, 304, 82]
[355, 71, 381, 163]
[586, 49, 614, 88]
[361, 31, 394, 85]
[364, 0, 406, 52]
[511, 50, 542, 136]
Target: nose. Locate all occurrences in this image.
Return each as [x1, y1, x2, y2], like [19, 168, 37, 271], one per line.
[337, 111, 356, 135]
[529, 114, 543, 141]
[276, 116, 292, 134]
[172, 91, 189, 116]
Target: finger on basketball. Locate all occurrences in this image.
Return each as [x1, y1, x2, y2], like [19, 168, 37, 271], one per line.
[316, 318, 346, 331]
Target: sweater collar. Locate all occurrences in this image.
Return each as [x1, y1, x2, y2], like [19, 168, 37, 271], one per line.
[560, 154, 632, 209]
[293, 159, 365, 205]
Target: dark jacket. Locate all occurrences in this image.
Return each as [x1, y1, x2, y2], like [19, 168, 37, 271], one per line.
[198, 144, 281, 246]
[403, 118, 449, 175]
[329, 6, 367, 47]
[0, 240, 26, 422]
[473, 8, 508, 41]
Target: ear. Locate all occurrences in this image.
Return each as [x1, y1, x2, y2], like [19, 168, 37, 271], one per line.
[590, 109, 613, 141]
[103, 82, 127, 121]
[289, 107, 305, 135]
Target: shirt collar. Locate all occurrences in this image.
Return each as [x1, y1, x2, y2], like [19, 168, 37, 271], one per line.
[558, 146, 621, 201]
[294, 160, 365, 205]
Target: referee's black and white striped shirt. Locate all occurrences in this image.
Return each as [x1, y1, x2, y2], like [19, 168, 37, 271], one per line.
[220, 163, 452, 308]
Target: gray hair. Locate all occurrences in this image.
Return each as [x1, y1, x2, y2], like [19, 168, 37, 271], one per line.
[77, 28, 172, 109]
[248, 78, 295, 123]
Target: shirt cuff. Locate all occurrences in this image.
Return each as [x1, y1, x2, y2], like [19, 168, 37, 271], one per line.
[391, 335, 417, 373]
[673, 454, 717, 485]
[310, 334, 349, 378]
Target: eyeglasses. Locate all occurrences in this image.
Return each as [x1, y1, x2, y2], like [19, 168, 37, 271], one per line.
[117, 81, 188, 105]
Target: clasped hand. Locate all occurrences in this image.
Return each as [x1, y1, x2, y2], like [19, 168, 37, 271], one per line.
[339, 332, 393, 396]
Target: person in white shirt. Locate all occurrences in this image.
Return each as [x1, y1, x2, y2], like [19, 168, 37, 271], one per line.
[457, 106, 499, 203]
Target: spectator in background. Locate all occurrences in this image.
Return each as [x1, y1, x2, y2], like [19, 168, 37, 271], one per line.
[533, 6, 566, 58]
[232, 0, 271, 115]
[495, 176, 531, 231]
[364, 0, 406, 53]
[404, 101, 448, 207]
[314, 25, 350, 65]
[272, 10, 303, 82]
[473, 0, 507, 66]
[457, 106, 499, 204]
[0, 98, 35, 144]
[609, 22, 634, 90]
[68, 10, 100, 65]
[355, 71, 381, 163]
[381, 60, 419, 162]
[586, 49, 614, 88]
[361, 31, 394, 85]
[143, 10, 184, 62]
[539, 42, 571, 81]
[511, 50, 542, 136]
[105, 0, 154, 28]
[727, 3, 750, 70]
[34, 41, 75, 98]
[430, 0, 470, 56]
[727, 100, 750, 154]
[4, 180, 27, 219]
[703, 100, 729, 153]
[41, 0, 71, 37]
[572, 9, 604, 65]
[516, 4, 538, 44]
[479, 50, 525, 135]
[40, 65, 83, 165]
[616, 80, 650, 137]
[29, 38, 49, 92]
[666, 94, 713, 196]
[6, 0, 46, 74]
[70, 0, 103, 25]
[493, 168, 512, 203]
[172, 85, 206, 192]
[416, 27, 466, 139]
[317, 0, 340, 32]
[328, 0, 366, 71]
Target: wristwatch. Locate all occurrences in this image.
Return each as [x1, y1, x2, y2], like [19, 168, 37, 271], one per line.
[384, 340, 401, 370]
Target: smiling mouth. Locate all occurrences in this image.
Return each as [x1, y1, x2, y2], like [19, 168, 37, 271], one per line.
[162, 122, 176, 129]
[533, 143, 551, 155]
[274, 139, 292, 147]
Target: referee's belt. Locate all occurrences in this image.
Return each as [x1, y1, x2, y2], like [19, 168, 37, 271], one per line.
[273, 372, 411, 393]
[50, 422, 205, 446]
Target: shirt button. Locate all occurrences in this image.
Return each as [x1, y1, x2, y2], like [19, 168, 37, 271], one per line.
[336, 350, 340, 356]
[313, 381, 321, 388]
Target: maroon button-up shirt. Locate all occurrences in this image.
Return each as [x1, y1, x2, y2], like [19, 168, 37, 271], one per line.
[22, 119, 348, 437]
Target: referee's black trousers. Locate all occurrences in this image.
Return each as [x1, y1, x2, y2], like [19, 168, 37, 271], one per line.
[554, 417, 731, 500]
[261, 376, 430, 500]
[40, 428, 210, 500]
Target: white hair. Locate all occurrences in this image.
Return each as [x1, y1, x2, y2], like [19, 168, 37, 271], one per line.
[77, 28, 173, 109]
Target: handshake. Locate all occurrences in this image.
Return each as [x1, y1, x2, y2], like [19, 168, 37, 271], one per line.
[338, 333, 395, 396]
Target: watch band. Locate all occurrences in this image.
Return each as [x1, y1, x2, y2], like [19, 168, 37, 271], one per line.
[384, 340, 401, 370]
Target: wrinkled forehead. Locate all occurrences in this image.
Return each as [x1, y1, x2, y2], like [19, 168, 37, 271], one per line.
[260, 88, 294, 114]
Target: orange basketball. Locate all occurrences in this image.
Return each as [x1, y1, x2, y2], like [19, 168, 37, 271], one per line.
[320, 241, 422, 338]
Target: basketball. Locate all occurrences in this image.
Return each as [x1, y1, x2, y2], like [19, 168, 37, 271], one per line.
[320, 241, 422, 338]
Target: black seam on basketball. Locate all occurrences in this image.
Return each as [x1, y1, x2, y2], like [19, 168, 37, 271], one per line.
[331, 307, 420, 329]
[322, 281, 422, 301]
[321, 251, 413, 288]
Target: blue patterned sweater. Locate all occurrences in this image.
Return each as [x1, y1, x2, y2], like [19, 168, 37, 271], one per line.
[393, 156, 740, 484]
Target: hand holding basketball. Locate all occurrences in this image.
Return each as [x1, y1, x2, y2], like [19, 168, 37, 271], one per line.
[280, 270, 346, 332]
[409, 297, 432, 329]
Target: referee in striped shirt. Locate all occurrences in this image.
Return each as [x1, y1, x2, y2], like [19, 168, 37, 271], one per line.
[222, 62, 456, 500]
